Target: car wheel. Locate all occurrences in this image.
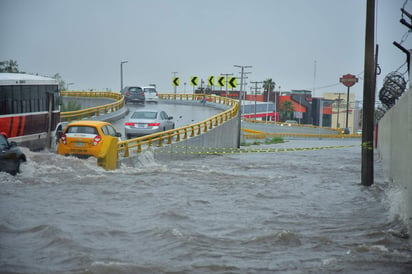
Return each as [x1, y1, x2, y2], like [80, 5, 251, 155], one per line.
[126, 134, 132, 139]
[11, 158, 24, 176]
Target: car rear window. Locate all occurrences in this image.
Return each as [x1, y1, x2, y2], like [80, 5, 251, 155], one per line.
[66, 126, 98, 135]
[131, 111, 157, 119]
[144, 88, 156, 94]
[129, 87, 142, 93]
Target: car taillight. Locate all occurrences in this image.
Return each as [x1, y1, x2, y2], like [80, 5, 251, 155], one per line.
[125, 122, 135, 126]
[155, 92, 158, 96]
[61, 134, 67, 144]
[93, 135, 102, 146]
[148, 122, 160, 127]
[125, 92, 130, 96]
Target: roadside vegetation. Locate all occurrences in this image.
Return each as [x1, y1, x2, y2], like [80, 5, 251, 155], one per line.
[241, 136, 284, 146]
[61, 100, 81, 112]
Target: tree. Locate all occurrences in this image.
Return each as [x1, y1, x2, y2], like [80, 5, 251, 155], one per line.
[52, 73, 66, 90]
[279, 100, 295, 121]
[0, 60, 19, 72]
[263, 78, 275, 93]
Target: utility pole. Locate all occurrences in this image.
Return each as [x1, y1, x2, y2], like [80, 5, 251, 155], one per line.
[234, 65, 252, 148]
[334, 92, 344, 128]
[265, 81, 275, 125]
[250, 81, 263, 119]
[361, 0, 376, 186]
[220, 73, 233, 97]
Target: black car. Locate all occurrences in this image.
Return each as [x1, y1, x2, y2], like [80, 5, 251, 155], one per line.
[121, 86, 145, 104]
[0, 133, 26, 175]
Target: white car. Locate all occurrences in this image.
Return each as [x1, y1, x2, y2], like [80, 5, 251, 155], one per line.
[142, 86, 158, 103]
[124, 109, 174, 139]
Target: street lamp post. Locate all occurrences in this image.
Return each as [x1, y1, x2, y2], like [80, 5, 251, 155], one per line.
[120, 61, 128, 92]
[66, 82, 74, 91]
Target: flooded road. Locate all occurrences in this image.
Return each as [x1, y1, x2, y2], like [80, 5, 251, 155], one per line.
[1, 139, 411, 273]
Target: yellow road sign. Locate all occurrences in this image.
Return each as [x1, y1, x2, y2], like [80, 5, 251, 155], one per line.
[208, 76, 214, 86]
[190, 76, 198, 86]
[228, 77, 237, 88]
[217, 76, 225, 87]
[172, 77, 180, 86]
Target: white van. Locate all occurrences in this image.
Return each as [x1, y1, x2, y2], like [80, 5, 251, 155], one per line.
[142, 86, 158, 103]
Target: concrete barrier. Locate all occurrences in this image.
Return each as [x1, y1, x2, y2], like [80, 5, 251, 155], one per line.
[97, 136, 119, 170]
[150, 113, 240, 161]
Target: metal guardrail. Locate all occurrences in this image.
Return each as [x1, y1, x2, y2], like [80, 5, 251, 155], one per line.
[242, 128, 361, 139]
[60, 91, 124, 121]
[243, 118, 344, 134]
[118, 94, 239, 157]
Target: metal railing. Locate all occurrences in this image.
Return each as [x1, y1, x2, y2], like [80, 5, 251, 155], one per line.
[242, 130, 361, 139]
[118, 94, 239, 157]
[60, 91, 124, 121]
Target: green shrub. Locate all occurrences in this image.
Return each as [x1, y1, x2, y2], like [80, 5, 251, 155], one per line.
[61, 100, 81, 112]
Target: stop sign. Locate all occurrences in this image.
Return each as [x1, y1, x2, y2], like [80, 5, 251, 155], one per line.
[340, 74, 358, 88]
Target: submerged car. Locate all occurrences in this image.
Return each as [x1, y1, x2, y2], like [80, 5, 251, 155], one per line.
[142, 86, 159, 103]
[124, 109, 175, 139]
[121, 86, 145, 104]
[0, 132, 26, 175]
[57, 120, 121, 158]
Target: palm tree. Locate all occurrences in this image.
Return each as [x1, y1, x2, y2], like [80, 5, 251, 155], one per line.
[263, 78, 275, 93]
[279, 100, 295, 121]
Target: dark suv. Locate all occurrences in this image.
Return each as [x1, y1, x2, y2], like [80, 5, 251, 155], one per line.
[121, 86, 145, 104]
[0, 132, 26, 175]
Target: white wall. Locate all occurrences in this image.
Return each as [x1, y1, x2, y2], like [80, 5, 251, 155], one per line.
[377, 72, 412, 232]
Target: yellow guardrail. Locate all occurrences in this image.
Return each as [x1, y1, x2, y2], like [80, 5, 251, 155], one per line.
[243, 118, 344, 134]
[118, 94, 239, 158]
[242, 128, 361, 139]
[60, 91, 124, 122]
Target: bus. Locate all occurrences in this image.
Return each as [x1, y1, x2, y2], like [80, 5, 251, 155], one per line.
[0, 73, 61, 150]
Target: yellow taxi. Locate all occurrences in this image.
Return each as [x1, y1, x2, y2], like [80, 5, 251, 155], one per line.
[57, 120, 121, 158]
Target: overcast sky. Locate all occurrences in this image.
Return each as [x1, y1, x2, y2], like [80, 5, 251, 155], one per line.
[1, 0, 411, 99]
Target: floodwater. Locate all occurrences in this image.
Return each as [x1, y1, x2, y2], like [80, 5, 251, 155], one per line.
[1, 139, 411, 273]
